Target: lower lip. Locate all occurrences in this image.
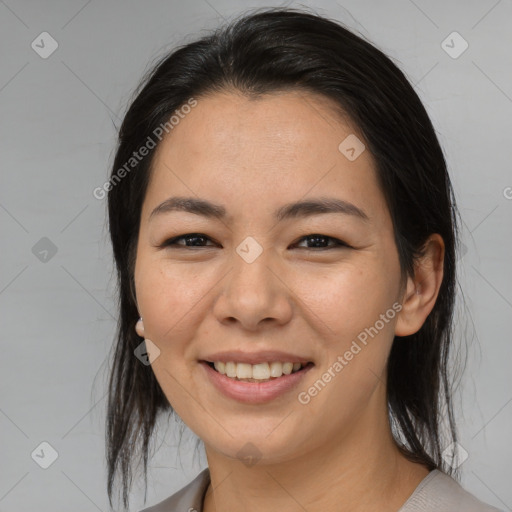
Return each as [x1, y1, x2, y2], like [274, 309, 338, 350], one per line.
[200, 361, 314, 404]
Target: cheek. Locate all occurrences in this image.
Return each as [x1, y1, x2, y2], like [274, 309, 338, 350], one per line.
[293, 255, 400, 408]
[294, 258, 399, 344]
[135, 256, 219, 349]
[135, 260, 219, 411]
[293, 264, 399, 427]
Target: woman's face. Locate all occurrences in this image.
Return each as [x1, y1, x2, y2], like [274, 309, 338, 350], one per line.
[134, 90, 406, 464]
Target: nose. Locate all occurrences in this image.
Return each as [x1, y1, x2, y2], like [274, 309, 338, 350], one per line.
[212, 244, 294, 332]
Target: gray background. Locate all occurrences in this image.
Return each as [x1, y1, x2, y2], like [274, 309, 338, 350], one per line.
[1, 0, 511, 510]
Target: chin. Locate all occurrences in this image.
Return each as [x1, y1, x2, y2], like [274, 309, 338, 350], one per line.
[202, 424, 315, 465]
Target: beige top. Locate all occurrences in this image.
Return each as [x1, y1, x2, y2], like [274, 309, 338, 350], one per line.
[139, 468, 503, 512]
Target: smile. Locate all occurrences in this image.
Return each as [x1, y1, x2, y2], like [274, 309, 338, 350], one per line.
[208, 361, 306, 381]
[200, 360, 314, 404]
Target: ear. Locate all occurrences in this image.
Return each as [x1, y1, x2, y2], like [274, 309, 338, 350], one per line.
[135, 317, 145, 338]
[395, 234, 445, 337]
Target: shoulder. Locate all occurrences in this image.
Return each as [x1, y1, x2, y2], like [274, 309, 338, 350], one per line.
[139, 468, 210, 512]
[399, 469, 504, 512]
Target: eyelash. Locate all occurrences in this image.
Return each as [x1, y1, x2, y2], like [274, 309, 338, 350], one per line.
[158, 233, 351, 250]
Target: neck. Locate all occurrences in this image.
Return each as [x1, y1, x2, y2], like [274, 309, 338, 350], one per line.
[202, 382, 430, 512]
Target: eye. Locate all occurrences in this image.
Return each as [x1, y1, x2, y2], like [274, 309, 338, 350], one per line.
[157, 233, 350, 250]
[293, 234, 350, 250]
[158, 233, 218, 248]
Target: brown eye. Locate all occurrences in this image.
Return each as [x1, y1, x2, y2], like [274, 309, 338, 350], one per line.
[157, 233, 350, 250]
[159, 233, 217, 248]
[293, 234, 350, 250]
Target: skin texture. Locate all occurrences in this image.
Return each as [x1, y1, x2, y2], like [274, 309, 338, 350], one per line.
[134, 90, 445, 512]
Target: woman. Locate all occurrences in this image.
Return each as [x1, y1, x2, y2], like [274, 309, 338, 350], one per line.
[105, 7, 501, 512]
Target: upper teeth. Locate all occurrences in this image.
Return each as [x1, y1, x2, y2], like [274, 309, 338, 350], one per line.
[213, 361, 303, 380]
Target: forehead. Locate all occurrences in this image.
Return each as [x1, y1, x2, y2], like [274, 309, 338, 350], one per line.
[156, 89, 360, 158]
[143, 90, 387, 225]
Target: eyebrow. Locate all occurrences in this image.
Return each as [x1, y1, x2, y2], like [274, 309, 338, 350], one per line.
[149, 196, 369, 223]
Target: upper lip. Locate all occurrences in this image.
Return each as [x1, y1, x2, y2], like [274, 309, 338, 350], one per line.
[201, 350, 313, 365]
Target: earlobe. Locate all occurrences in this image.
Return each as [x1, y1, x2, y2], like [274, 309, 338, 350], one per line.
[394, 234, 445, 337]
[135, 317, 145, 337]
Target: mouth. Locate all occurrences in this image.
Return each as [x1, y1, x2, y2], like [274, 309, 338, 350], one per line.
[202, 360, 314, 383]
[200, 359, 315, 404]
